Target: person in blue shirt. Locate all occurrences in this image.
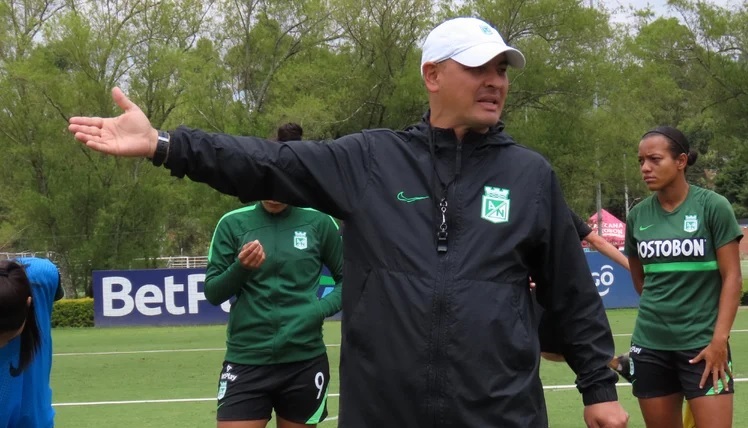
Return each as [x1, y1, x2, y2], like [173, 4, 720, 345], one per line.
[0, 257, 63, 428]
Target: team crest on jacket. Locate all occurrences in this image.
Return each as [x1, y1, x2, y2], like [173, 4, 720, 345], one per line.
[683, 215, 698, 233]
[481, 186, 510, 224]
[294, 231, 308, 249]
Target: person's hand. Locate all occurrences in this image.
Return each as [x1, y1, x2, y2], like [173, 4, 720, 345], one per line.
[583, 401, 629, 427]
[68, 87, 157, 157]
[238, 240, 265, 270]
[690, 338, 731, 392]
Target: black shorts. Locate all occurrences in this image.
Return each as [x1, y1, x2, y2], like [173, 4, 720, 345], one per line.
[216, 353, 331, 423]
[629, 342, 734, 400]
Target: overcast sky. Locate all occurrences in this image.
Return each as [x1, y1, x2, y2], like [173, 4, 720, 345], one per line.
[600, 0, 740, 23]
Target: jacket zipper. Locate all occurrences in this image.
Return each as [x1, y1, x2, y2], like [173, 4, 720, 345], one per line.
[432, 141, 462, 427]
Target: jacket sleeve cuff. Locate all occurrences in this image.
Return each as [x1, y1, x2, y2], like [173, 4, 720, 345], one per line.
[318, 299, 333, 318]
[581, 385, 618, 406]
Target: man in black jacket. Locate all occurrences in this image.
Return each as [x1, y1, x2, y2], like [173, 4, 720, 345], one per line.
[69, 16, 628, 428]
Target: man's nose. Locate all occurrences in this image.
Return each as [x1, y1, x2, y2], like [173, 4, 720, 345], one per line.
[485, 71, 505, 88]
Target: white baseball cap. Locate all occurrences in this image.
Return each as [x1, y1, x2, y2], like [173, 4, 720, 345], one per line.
[420, 17, 526, 76]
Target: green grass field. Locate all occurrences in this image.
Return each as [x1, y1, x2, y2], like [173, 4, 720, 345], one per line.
[51, 308, 748, 427]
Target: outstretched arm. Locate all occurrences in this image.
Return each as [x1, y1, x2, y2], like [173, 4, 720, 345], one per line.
[624, 213, 644, 296]
[584, 233, 629, 271]
[68, 88, 373, 219]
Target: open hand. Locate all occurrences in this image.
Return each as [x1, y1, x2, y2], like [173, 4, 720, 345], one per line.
[68, 87, 157, 157]
[690, 339, 731, 392]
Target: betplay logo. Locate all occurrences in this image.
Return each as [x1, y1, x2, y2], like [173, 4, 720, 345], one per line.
[101, 274, 231, 317]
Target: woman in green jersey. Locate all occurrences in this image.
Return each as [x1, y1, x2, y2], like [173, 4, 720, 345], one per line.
[204, 123, 343, 428]
[626, 126, 743, 428]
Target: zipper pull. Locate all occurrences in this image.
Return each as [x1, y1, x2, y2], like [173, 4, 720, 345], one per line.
[437, 198, 448, 253]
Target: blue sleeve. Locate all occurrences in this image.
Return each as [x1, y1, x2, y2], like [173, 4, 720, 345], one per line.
[17, 258, 61, 315]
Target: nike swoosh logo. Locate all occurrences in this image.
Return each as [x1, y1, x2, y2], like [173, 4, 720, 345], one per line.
[639, 224, 654, 231]
[397, 191, 429, 203]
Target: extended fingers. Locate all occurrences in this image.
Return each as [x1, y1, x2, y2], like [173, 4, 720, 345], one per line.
[720, 367, 730, 392]
[69, 123, 102, 143]
[69, 117, 104, 128]
[712, 368, 721, 392]
[718, 355, 731, 392]
[699, 364, 711, 389]
[689, 349, 705, 365]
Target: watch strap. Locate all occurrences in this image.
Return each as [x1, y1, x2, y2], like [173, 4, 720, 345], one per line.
[150, 130, 170, 166]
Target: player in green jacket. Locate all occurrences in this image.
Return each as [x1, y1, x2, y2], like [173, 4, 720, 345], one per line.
[626, 126, 743, 428]
[204, 123, 343, 428]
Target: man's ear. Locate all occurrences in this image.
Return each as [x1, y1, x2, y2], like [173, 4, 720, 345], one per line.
[422, 62, 441, 92]
[26, 296, 32, 308]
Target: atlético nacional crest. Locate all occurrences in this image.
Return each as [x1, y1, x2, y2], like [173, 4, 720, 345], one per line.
[481, 186, 510, 224]
[217, 380, 227, 400]
[294, 231, 308, 250]
[683, 215, 698, 233]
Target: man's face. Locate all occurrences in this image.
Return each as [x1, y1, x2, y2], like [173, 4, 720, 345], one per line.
[434, 54, 509, 132]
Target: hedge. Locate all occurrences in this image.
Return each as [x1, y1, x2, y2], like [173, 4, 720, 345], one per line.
[43, 281, 748, 327]
[52, 298, 94, 328]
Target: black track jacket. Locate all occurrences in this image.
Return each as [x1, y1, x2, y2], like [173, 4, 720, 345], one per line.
[163, 118, 618, 427]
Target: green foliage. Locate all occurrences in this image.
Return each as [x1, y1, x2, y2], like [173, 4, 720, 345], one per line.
[52, 298, 94, 328]
[714, 145, 748, 218]
[0, 0, 747, 295]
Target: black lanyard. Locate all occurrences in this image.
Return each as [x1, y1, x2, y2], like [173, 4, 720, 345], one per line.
[429, 127, 463, 253]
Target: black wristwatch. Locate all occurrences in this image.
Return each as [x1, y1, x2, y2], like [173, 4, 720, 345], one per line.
[149, 130, 170, 166]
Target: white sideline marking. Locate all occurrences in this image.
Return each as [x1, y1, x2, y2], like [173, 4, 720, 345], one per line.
[613, 329, 748, 338]
[53, 398, 216, 406]
[52, 380, 748, 406]
[54, 348, 224, 356]
[55, 330, 748, 355]
[544, 378, 748, 391]
[57, 331, 748, 356]
[54, 344, 340, 357]
[53, 394, 340, 407]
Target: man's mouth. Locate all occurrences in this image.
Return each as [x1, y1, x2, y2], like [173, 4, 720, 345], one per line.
[477, 96, 499, 105]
